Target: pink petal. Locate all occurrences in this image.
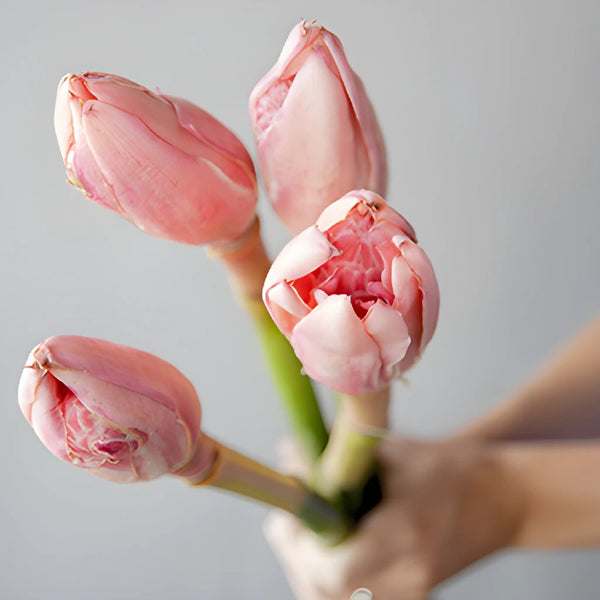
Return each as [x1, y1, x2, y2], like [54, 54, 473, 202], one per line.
[249, 21, 321, 119]
[291, 295, 383, 394]
[81, 102, 254, 244]
[399, 242, 440, 349]
[263, 226, 338, 292]
[164, 95, 257, 192]
[54, 75, 74, 162]
[264, 281, 310, 337]
[37, 336, 201, 440]
[256, 51, 368, 233]
[70, 119, 123, 214]
[46, 367, 191, 481]
[363, 301, 411, 374]
[321, 30, 387, 196]
[20, 366, 70, 463]
[316, 192, 364, 231]
[390, 255, 423, 372]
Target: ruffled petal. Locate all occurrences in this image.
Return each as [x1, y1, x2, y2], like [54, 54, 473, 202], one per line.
[263, 226, 338, 292]
[264, 281, 310, 336]
[316, 191, 364, 231]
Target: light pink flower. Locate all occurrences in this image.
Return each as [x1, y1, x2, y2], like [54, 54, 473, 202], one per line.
[55, 72, 257, 245]
[18, 336, 215, 482]
[249, 20, 387, 234]
[263, 190, 439, 395]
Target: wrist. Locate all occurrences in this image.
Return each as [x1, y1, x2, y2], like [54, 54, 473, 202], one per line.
[469, 444, 528, 547]
[437, 442, 527, 579]
[493, 442, 600, 549]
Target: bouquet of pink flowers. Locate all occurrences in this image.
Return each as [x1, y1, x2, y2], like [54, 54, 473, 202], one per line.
[20, 19, 439, 550]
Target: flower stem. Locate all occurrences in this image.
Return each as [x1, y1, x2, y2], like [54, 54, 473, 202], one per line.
[208, 217, 328, 461]
[312, 387, 390, 517]
[178, 435, 350, 543]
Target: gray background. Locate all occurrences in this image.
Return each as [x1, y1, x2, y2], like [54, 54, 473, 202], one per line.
[2, 0, 599, 598]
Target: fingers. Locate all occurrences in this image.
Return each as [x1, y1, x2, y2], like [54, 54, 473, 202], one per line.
[264, 511, 313, 599]
[264, 510, 357, 599]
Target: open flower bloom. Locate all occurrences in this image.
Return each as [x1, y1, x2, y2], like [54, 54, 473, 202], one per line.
[263, 191, 440, 395]
[249, 20, 387, 234]
[55, 72, 257, 245]
[18, 336, 215, 482]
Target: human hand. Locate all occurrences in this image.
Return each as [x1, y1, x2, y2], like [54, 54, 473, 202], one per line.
[265, 437, 525, 600]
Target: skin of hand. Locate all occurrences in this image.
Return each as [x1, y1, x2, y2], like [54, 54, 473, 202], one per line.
[265, 437, 525, 600]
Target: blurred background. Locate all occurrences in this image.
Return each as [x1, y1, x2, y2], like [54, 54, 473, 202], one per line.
[2, 0, 599, 598]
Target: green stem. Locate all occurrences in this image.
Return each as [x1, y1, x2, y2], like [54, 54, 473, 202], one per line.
[208, 217, 328, 462]
[313, 388, 390, 517]
[179, 435, 349, 543]
[247, 300, 328, 460]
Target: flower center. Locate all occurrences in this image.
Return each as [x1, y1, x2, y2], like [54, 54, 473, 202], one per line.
[294, 204, 394, 319]
[55, 378, 147, 469]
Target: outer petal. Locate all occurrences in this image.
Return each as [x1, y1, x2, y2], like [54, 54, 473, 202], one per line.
[167, 96, 256, 178]
[18, 360, 70, 463]
[321, 30, 387, 196]
[264, 281, 311, 337]
[82, 73, 256, 196]
[81, 102, 254, 244]
[54, 75, 74, 162]
[69, 98, 123, 214]
[291, 295, 383, 394]
[363, 301, 411, 376]
[35, 336, 201, 439]
[164, 95, 257, 196]
[390, 254, 423, 372]
[316, 192, 363, 231]
[375, 201, 417, 242]
[249, 21, 322, 121]
[399, 241, 440, 349]
[41, 368, 191, 481]
[256, 50, 368, 233]
[263, 226, 338, 293]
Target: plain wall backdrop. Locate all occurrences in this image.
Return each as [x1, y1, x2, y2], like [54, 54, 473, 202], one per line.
[2, 0, 599, 598]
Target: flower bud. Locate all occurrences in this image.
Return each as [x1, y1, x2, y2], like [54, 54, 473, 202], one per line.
[18, 336, 214, 482]
[55, 72, 257, 245]
[263, 190, 439, 395]
[249, 20, 387, 234]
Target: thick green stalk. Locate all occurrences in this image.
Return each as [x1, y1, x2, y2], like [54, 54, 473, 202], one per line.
[209, 217, 328, 462]
[179, 435, 349, 543]
[313, 388, 389, 518]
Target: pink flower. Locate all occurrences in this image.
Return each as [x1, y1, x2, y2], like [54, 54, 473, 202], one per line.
[263, 190, 439, 395]
[18, 336, 215, 482]
[249, 20, 387, 234]
[55, 72, 257, 245]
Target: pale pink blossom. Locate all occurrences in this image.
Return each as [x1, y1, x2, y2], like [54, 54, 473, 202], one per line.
[55, 72, 257, 245]
[18, 336, 215, 482]
[263, 190, 439, 394]
[249, 20, 387, 234]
